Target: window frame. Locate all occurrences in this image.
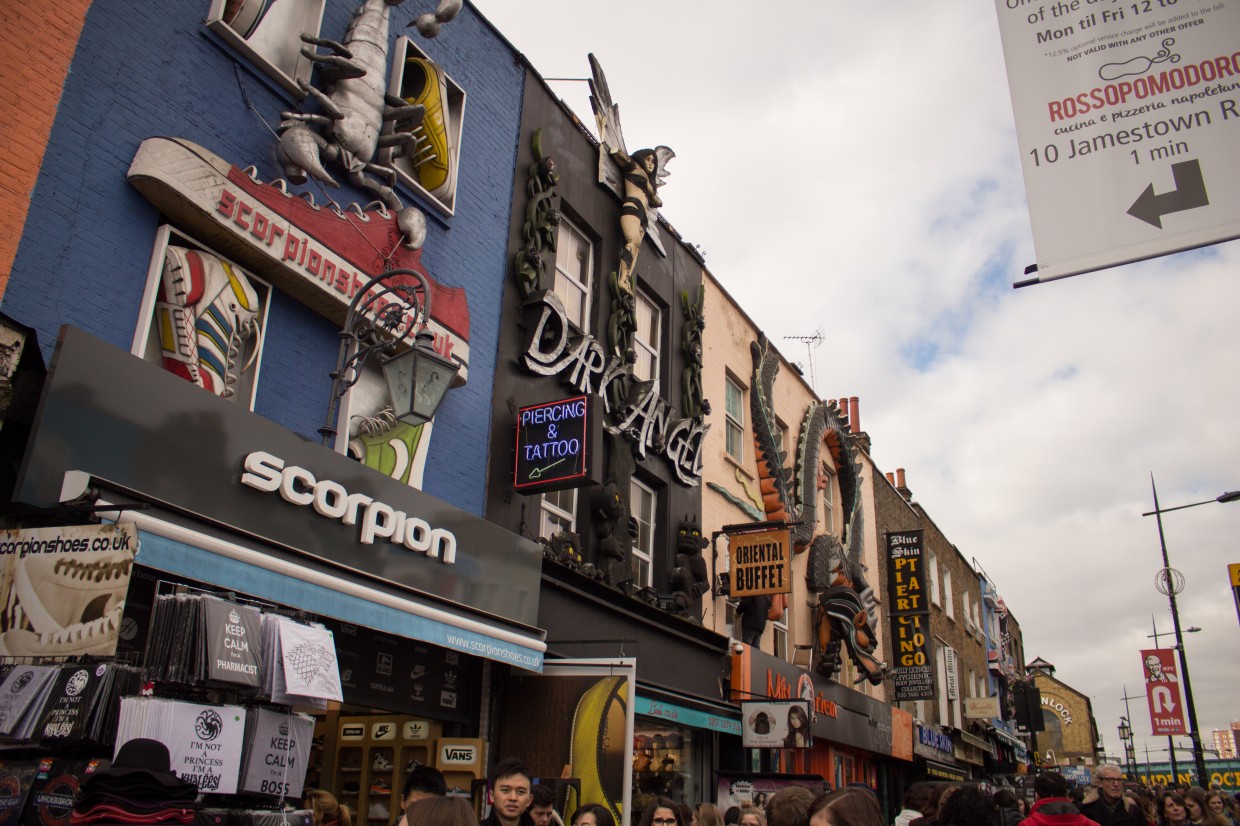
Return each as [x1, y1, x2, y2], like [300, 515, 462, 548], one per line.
[928, 551, 940, 606]
[632, 288, 661, 387]
[539, 487, 578, 538]
[204, 0, 326, 97]
[132, 224, 271, 413]
[724, 374, 746, 462]
[630, 477, 657, 588]
[385, 37, 468, 216]
[943, 568, 954, 619]
[551, 213, 594, 331]
[771, 610, 788, 661]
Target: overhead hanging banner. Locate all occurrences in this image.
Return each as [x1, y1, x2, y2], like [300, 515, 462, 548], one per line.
[994, 0, 1240, 284]
[1141, 648, 1187, 735]
[885, 531, 936, 701]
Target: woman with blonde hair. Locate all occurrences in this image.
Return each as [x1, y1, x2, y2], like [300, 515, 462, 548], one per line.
[738, 806, 766, 826]
[303, 790, 352, 826]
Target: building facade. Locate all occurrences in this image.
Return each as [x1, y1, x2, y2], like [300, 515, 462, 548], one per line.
[0, 0, 554, 820]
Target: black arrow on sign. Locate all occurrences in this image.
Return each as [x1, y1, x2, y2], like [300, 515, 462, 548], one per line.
[1127, 159, 1209, 229]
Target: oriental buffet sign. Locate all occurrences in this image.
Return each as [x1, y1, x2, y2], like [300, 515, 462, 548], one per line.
[521, 290, 705, 485]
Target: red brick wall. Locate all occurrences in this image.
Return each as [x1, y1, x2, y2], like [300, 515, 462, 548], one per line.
[0, 1, 91, 294]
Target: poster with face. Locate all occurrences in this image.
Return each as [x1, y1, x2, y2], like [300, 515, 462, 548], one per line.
[740, 701, 812, 749]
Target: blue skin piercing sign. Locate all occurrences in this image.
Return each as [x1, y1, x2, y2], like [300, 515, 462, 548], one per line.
[514, 395, 589, 493]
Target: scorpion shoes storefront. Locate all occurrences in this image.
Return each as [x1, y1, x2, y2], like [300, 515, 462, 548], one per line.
[8, 327, 545, 821]
[730, 645, 913, 800]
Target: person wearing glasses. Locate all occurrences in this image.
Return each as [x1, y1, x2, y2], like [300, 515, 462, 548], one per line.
[640, 797, 685, 826]
[1080, 765, 1145, 826]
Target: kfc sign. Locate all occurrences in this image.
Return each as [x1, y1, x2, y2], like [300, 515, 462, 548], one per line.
[1141, 649, 1186, 735]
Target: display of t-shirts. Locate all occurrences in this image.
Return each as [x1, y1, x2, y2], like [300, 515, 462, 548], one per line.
[237, 708, 314, 799]
[22, 757, 106, 826]
[262, 616, 341, 706]
[0, 666, 59, 738]
[201, 597, 263, 688]
[116, 698, 246, 795]
[0, 761, 38, 826]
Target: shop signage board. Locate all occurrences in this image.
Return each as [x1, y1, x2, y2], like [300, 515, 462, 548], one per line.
[728, 529, 792, 598]
[1141, 648, 1187, 734]
[994, 0, 1240, 284]
[740, 700, 812, 749]
[1230, 563, 1240, 626]
[730, 644, 895, 756]
[0, 523, 137, 661]
[513, 395, 590, 493]
[965, 696, 1002, 719]
[885, 531, 936, 701]
[633, 696, 741, 736]
[16, 329, 544, 640]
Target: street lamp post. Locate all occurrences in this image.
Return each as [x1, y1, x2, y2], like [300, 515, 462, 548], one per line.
[1118, 716, 1134, 779]
[1143, 477, 1240, 788]
[319, 268, 458, 450]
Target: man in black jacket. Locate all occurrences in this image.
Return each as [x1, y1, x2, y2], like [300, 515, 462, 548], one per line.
[482, 758, 536, 826]
[1079, 765, 1146, 826]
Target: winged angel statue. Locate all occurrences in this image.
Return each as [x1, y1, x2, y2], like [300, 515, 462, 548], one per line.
[587, 54, 675, 301]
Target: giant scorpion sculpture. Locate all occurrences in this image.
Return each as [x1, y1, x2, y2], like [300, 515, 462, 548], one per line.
[276, 0, 457, 246]
[749, 334, 886, 685]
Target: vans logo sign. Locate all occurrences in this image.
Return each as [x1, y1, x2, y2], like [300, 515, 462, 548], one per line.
[439, 746, 475, 764]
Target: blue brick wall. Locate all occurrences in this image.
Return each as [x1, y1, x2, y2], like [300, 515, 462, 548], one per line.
[2, 0, 525, 515]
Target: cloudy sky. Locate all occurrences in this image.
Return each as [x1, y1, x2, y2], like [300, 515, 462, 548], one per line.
[468, 1, 1240, 767]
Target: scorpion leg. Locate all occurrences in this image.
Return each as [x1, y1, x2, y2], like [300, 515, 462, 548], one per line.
[300, 84, 345, 121]
[348, 168, 403, 213]
[299, 33, 353, 60]
[299, 47, 367, 81]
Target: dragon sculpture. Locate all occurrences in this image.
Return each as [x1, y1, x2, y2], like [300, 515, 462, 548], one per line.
[748, 334, 886, 685]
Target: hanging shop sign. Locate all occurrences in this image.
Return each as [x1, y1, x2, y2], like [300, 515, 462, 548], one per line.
[993, 0, 1240, 284]
[520, 290, 705, 485]
[514, 395, 591, 493]
[127, 138, 470, 382]
[15, 328, 544, 632]
[965, 696, 1002, 719]
[741, 700, 812, 749]
[1140, 648, 1187, 735]
[728, 528, 792, 598]
[0, 522, 137, 661]
[885, 531, 936, 701]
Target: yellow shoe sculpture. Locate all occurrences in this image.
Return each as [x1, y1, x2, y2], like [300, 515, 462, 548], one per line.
[402, 57, 456, 200]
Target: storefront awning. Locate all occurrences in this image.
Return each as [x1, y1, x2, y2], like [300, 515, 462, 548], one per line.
[635, 692, 741, 736]
[130, 512, 546, 671]
[960, 731, 995, 755]
[922, 758, 969, 782]
[991, 728, 1026, 749]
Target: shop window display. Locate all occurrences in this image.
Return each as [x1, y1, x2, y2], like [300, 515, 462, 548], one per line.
[631, 728, 691, 810]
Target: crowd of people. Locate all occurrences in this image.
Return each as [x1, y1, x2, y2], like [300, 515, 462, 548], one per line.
[297, 760, 1240, 826]
[890, 765, 1240, 826]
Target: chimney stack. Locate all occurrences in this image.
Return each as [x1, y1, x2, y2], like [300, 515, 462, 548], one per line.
[895, 468, 912, 500]
[849, 397, 860, 434]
